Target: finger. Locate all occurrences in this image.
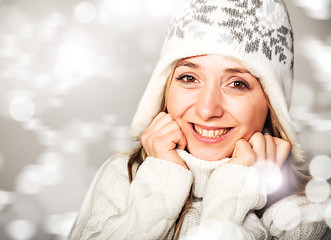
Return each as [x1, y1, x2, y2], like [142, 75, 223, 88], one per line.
[175, 129, 187, 150]
[265, 134, 276, 162]
[230, 139, 256, 166]
[248, 132, 266, 161]
[274, 138, 291, 167]
[148, 112, 166, 129]
[152, 120, 181, 137]
[155, 119, 187, 150]
[147, 113, 173, 133]
[144, 120, 185, 151]
[141, 113, 167, 149]
[153, 128, 186, 152]
[168, 128, 187, 150]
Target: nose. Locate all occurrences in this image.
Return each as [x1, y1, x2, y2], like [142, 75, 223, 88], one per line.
[195, 85, 224, 120]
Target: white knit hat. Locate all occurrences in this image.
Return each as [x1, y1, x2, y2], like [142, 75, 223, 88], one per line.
[131, 0, 305, 163]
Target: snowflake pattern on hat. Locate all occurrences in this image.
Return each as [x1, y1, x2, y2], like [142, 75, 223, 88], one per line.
[166, 0, 293, 66]
[220, 0, 293, 65]
[166, 0, 217, 39]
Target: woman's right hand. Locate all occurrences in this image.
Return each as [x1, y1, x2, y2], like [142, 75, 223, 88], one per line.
[141, 112, 188, 169]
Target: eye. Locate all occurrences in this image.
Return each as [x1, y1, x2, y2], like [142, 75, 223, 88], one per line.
[229, 80, 249, 90]
[176, 74, 199, 84]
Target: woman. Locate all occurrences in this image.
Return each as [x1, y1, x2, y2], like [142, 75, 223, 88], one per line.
[70, 0, 329, 239]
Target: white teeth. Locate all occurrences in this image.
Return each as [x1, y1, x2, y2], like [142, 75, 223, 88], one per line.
[194, 125, 229, 138]
[202, 129, 208, 137]
[208, 130, 214, 138]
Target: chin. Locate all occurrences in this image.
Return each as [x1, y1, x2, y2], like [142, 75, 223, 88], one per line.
[188, 147, 230, 161]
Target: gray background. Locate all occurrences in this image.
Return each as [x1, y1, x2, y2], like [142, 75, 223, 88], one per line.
[0, 0, 330, 239]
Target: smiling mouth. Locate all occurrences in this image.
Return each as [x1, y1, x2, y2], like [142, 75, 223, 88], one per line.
[193, 124, 231, 138]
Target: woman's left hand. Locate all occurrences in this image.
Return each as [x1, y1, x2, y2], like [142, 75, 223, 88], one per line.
[229, 132, 291, 167]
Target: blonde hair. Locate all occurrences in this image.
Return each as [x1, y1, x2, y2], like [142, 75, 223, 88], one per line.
[127, 59, 310, 239]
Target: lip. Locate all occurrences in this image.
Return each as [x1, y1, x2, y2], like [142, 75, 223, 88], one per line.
[188, 123, 233, 144]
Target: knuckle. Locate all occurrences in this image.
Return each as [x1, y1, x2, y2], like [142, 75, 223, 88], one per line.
[162, 112, 170, 118]
[165, 114, 173, 122]
[169, 129, 181, 142]
[252, 132, 263, 140]
[277, 137, 291, 148]
[236, 138, 247, 146]
[264, 134, 273, 141]
[283, 140, 291, 151]
[235, 139, 250, 149]
[255, 132, 263, 137]
[155, 112, 166, 119]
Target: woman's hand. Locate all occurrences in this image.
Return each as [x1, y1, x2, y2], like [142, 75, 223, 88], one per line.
[229, 132, 291, 167]
[141, 112, 188, 169]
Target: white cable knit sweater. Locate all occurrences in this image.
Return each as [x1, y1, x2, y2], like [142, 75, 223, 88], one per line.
[70, 150, 329, 239]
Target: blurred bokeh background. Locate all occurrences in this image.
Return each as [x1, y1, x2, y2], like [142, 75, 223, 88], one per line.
[0, 0, 330, 239]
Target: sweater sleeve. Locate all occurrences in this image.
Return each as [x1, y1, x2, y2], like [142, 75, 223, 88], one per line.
[199, 163, 269, 239]
[69, 155, 193, 240]
[262, 194, 329, 239]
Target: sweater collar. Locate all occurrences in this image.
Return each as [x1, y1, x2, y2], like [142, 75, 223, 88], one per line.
[176, 149, 230, 198]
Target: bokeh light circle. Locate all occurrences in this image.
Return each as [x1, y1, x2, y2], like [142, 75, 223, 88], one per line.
[38, 129, 59, 146]
[305, 178, 330, 203]
[22, 118, 43, 131]
[0, 190, 14, 211]
[38, 152, 65, 186]
[56, 41, 91, 77]
[74, 2, 96, 24]
[5, 219, 36, 240]
[53, 61, 73, 81]
[309, 155, 331, 180]
[62, 140, 83, 153]
[16, 165, 44, 195]
[43, 212, 77, 237]
[9, 96, 35, 122]
[253, 160, 282, 195]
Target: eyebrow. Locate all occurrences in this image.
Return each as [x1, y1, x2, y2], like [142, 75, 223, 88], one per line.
[176, 60, 251, 75]
[225, 68, 251, 74]
[176, 61, 201, 69]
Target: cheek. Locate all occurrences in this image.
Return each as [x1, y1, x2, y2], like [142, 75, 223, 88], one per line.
[166, 85, 190, 119]
[230, 95, 268, 130]
[166, 86, 179, 116]
[246, 101, 268, 130]
[167, 86, 197, 132]
[245, 104, 268, 129]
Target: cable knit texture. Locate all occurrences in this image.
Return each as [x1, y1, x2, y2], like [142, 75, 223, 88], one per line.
[69, 150, 329, 239]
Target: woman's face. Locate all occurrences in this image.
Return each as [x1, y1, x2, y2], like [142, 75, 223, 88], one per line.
[167, 54, 269, 161]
